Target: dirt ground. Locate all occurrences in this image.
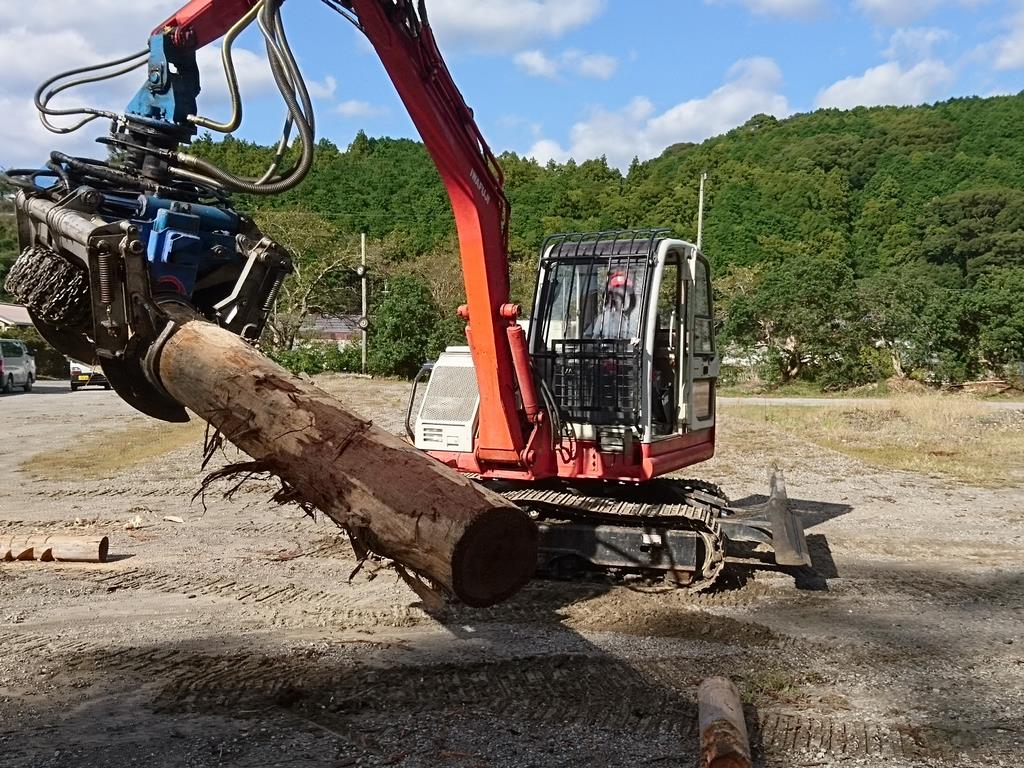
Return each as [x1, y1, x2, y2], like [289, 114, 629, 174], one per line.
[1, 376, 1021, 768]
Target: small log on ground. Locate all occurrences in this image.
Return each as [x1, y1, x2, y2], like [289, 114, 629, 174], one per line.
[697, 676, 752, 768]
[3, 535, 109, 563]
[156, 310, 537, 607]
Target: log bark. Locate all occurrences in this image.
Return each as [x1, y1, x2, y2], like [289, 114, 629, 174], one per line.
[3, 535, 109, 563]
[155, 311, 537, 607]
[697, 676, 752, 768]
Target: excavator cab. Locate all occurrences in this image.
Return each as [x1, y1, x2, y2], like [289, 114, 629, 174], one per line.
[410, 228, 720, 481]
[530, 229, 719, 453]
[411, 229, 721, 482]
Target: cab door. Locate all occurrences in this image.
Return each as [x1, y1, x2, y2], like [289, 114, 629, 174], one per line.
[647, 246, 683, 437]
[683, 252, 718, 431]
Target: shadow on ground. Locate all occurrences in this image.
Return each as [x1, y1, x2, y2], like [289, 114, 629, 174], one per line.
[2, 561, 1017, 767]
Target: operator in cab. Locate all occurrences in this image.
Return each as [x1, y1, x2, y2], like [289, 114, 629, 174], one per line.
[586, 270, 640, 339]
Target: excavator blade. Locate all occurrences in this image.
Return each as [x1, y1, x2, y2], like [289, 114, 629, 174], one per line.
[718, 469, 811, 568]
[763, 470, 811, 567]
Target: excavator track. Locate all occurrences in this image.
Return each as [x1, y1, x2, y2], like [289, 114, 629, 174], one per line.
[487, 479, 732, 592]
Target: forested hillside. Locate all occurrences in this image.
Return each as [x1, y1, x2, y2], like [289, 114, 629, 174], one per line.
[3, 93, 1022, 385]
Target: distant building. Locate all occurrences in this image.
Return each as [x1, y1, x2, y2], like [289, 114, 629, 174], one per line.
[0, 303, 32, 330]
[301, 314, 362, 347]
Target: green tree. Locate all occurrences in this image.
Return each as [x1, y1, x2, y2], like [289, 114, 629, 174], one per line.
[0, 192, 18, 301]
[971, 267, 1024, 370]
[855, 269, 931, 378]
[726, 254, 858, 383]
[368, 275, 444, 377]
[907, 287, 978, 383]
[916, 188, 1024, 282]
[255, 210, 361, 349]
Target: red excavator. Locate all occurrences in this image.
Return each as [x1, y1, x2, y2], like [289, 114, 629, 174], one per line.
[3, 0, 809, 590]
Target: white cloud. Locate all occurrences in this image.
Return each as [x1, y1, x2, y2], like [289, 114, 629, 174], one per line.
[706, 0, 827, 20]
[0, 28, 106, 92]
[854, 0, 941, 26]
[335, 100, 387, 119]
[854, 0, 988, 27]
[527, 57, 790, 169]
[305, 75, 338, 100]
[195, 45, 277, 106]
[427, 0, 606, 52]
[515, 51, 560, 78]
[564, 50, 618, 79]
[883, 27, 953, 61]
[0, 1, 181, 49]
[991, 8, 1024, 70]
[497, 114, 544, 137]
[814, 60, 953, 108]
[514, 49, 618, 80]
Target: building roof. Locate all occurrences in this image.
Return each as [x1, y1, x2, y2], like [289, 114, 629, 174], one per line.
[301, 314, 361, 336]
[0, 303, 32, 327]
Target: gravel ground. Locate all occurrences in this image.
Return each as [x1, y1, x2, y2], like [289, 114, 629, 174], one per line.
[0, 376, 1021, 767]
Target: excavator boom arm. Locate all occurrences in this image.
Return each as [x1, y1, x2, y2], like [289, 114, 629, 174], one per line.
[349, 0, 527, 464]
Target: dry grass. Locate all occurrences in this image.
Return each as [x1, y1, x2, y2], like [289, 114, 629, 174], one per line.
[726, 395, 1024, 487]
[22, 420, 206, 481]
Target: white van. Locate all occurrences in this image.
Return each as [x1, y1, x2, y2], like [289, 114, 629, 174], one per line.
[0, 339, 36, 393]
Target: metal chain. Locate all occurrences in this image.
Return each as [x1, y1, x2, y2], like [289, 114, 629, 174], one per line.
[4, 245, 91, 327]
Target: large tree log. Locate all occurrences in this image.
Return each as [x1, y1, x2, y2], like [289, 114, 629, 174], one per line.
[3, 535, 109, 563]
[155, 311, 537, 607]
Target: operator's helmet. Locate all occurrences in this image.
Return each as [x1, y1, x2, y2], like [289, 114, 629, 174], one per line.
[606, 270, 636, 310]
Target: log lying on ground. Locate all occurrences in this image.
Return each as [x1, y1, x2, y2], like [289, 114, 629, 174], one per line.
[3, 535, 109, 563]
[156, 310, 537, 607]
[697, 676, 752, 768]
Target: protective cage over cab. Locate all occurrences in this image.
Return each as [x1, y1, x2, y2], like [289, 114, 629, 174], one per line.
[412, 229, 720, 482]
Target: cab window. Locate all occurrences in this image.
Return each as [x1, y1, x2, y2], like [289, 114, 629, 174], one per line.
[693, 257, 714, 356]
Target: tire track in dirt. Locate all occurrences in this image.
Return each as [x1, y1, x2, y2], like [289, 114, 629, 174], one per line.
[15, 479, 281, 500]
[78, 568, 783, 629]
[146, 651, 953, 763]
[0, 610, 959, 764]
[85, 569, 430, 625]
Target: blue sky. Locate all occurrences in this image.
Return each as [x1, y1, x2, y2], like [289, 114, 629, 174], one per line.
[1, 1, 1022, 171]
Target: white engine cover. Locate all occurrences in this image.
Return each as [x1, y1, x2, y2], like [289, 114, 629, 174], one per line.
[414, 346, 479, 453]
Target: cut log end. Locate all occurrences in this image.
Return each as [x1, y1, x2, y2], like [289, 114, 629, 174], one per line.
[452, 506, 539, 607]
[96, 535, 110, 563]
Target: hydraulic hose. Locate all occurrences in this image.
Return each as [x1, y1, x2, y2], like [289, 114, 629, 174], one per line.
[176, 0, 316, 195]
[189, 1, 264, 132]
[34, 49, 148, 134]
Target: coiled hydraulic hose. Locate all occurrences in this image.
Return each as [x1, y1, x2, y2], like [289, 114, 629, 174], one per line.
[173, 0, 316, 195]
[188, 1, 264, 133]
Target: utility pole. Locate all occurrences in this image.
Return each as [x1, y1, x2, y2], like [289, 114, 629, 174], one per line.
[696, 171, 707, 250]
[360, 232, 368, 374]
